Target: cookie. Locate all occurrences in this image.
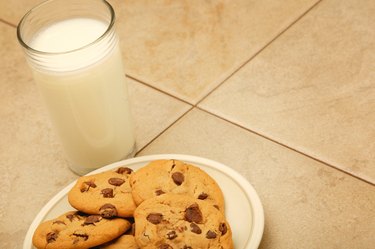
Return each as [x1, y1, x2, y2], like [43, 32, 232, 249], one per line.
[32, 211, 131, 249]
[68, 167, 137, 218]
[94, 235, 140, 249]
[134, 193, 233, 249]
[130, 160, 225, 211]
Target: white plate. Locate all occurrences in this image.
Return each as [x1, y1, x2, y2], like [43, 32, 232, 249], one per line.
[24, 154, 264, 249]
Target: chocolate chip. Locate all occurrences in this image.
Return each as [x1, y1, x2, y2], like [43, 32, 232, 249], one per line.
[166, 231, 177, 240]
[52, 220, 65, 225]
[183, 246, 192, 249]
[72, 231, 89, 241]
[66, 213, 80, 222]
[190, 223, 202, 234]
[147, 213, 163, 224]
[66, 214, 74, 222]
[219, 222, 227, 235]
[159, 243, 172, 249]
[99, 203, 118, 218]
[101, 188, 114, 198]
[108, 178, 125, 186]
[172, 172, 184, 185]
[213, 204, 220, 210]
[46, 232, 58, 243]
[66, 214, 74, 221]
[83, 215, 102, 226]
[80, 181, 97, 192]
[155, 189, 165, 196]
[184, 203, 203, 223]
[206, 230, 217, 239]
[116, 167, 133, 174]
[198, 192, 208, 200]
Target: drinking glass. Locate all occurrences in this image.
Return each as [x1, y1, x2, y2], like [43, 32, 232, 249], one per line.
[17, 0, 136, 175]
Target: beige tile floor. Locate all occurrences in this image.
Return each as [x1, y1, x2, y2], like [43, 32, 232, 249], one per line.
[0, 0, 374, 248]
[200, 0, 375, 184]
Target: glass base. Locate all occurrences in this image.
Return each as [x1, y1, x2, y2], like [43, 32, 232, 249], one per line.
[68, 143, 136, 176]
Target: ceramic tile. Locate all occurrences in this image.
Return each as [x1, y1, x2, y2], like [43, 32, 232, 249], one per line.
[139, 108, 375, 248]
[128, 80, 191, 151]
[200, 0, 375, 183]
[0, 0, 42, 26]
[0, 22, 76, 248]
[0, 22, 190, 248]
[110, 0, 320, 103]
[2, 0, 320, 103]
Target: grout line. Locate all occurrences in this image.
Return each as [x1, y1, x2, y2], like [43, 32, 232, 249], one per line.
[195, 0, 324, 107]
[127, 0, 323, 109]
[196, 106, 375, 186]
[127, 0, 373, 186]
[129, 1, 337, 179]
[5, 0, 365, 186]
[126, 75, 194, 154]
[126, 75, 193, 106]
[126, 1, 324, 109]
[0, 18, 17, 28]
[135, 106, 194, 156]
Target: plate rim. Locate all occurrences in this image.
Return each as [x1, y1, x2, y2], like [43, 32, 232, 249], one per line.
[23, 154, 264, 249]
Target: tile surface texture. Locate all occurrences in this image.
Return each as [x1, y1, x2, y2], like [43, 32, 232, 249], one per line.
[111, 0, 320, 103]
[0, 0, 42, 25]
[0, 0, 374, 248]
[0, 22, 189, 248]
[200, 0, 375, 183]
[139, 109, 375, 249]
[0, 22, 73, 248]
[1, 0, 320, 103]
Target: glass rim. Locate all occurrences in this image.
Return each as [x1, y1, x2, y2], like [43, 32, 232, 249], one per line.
[16, 0, 116, 56]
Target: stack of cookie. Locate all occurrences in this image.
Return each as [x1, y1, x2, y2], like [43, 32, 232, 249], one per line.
[32, 159, 234, 249]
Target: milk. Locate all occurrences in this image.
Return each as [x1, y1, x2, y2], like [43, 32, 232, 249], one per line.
[29, 18, 135, 174]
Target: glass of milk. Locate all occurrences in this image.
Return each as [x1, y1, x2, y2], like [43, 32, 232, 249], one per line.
[17, 0, 136, 175]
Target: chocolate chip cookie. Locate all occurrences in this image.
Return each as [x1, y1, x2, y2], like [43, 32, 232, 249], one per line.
[32, 211, 131, 249]
[94, 235, 140, 249]
[134, 193, 233, 249]
[68, 167, 136, 218]
[130, 160, 225, 212]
